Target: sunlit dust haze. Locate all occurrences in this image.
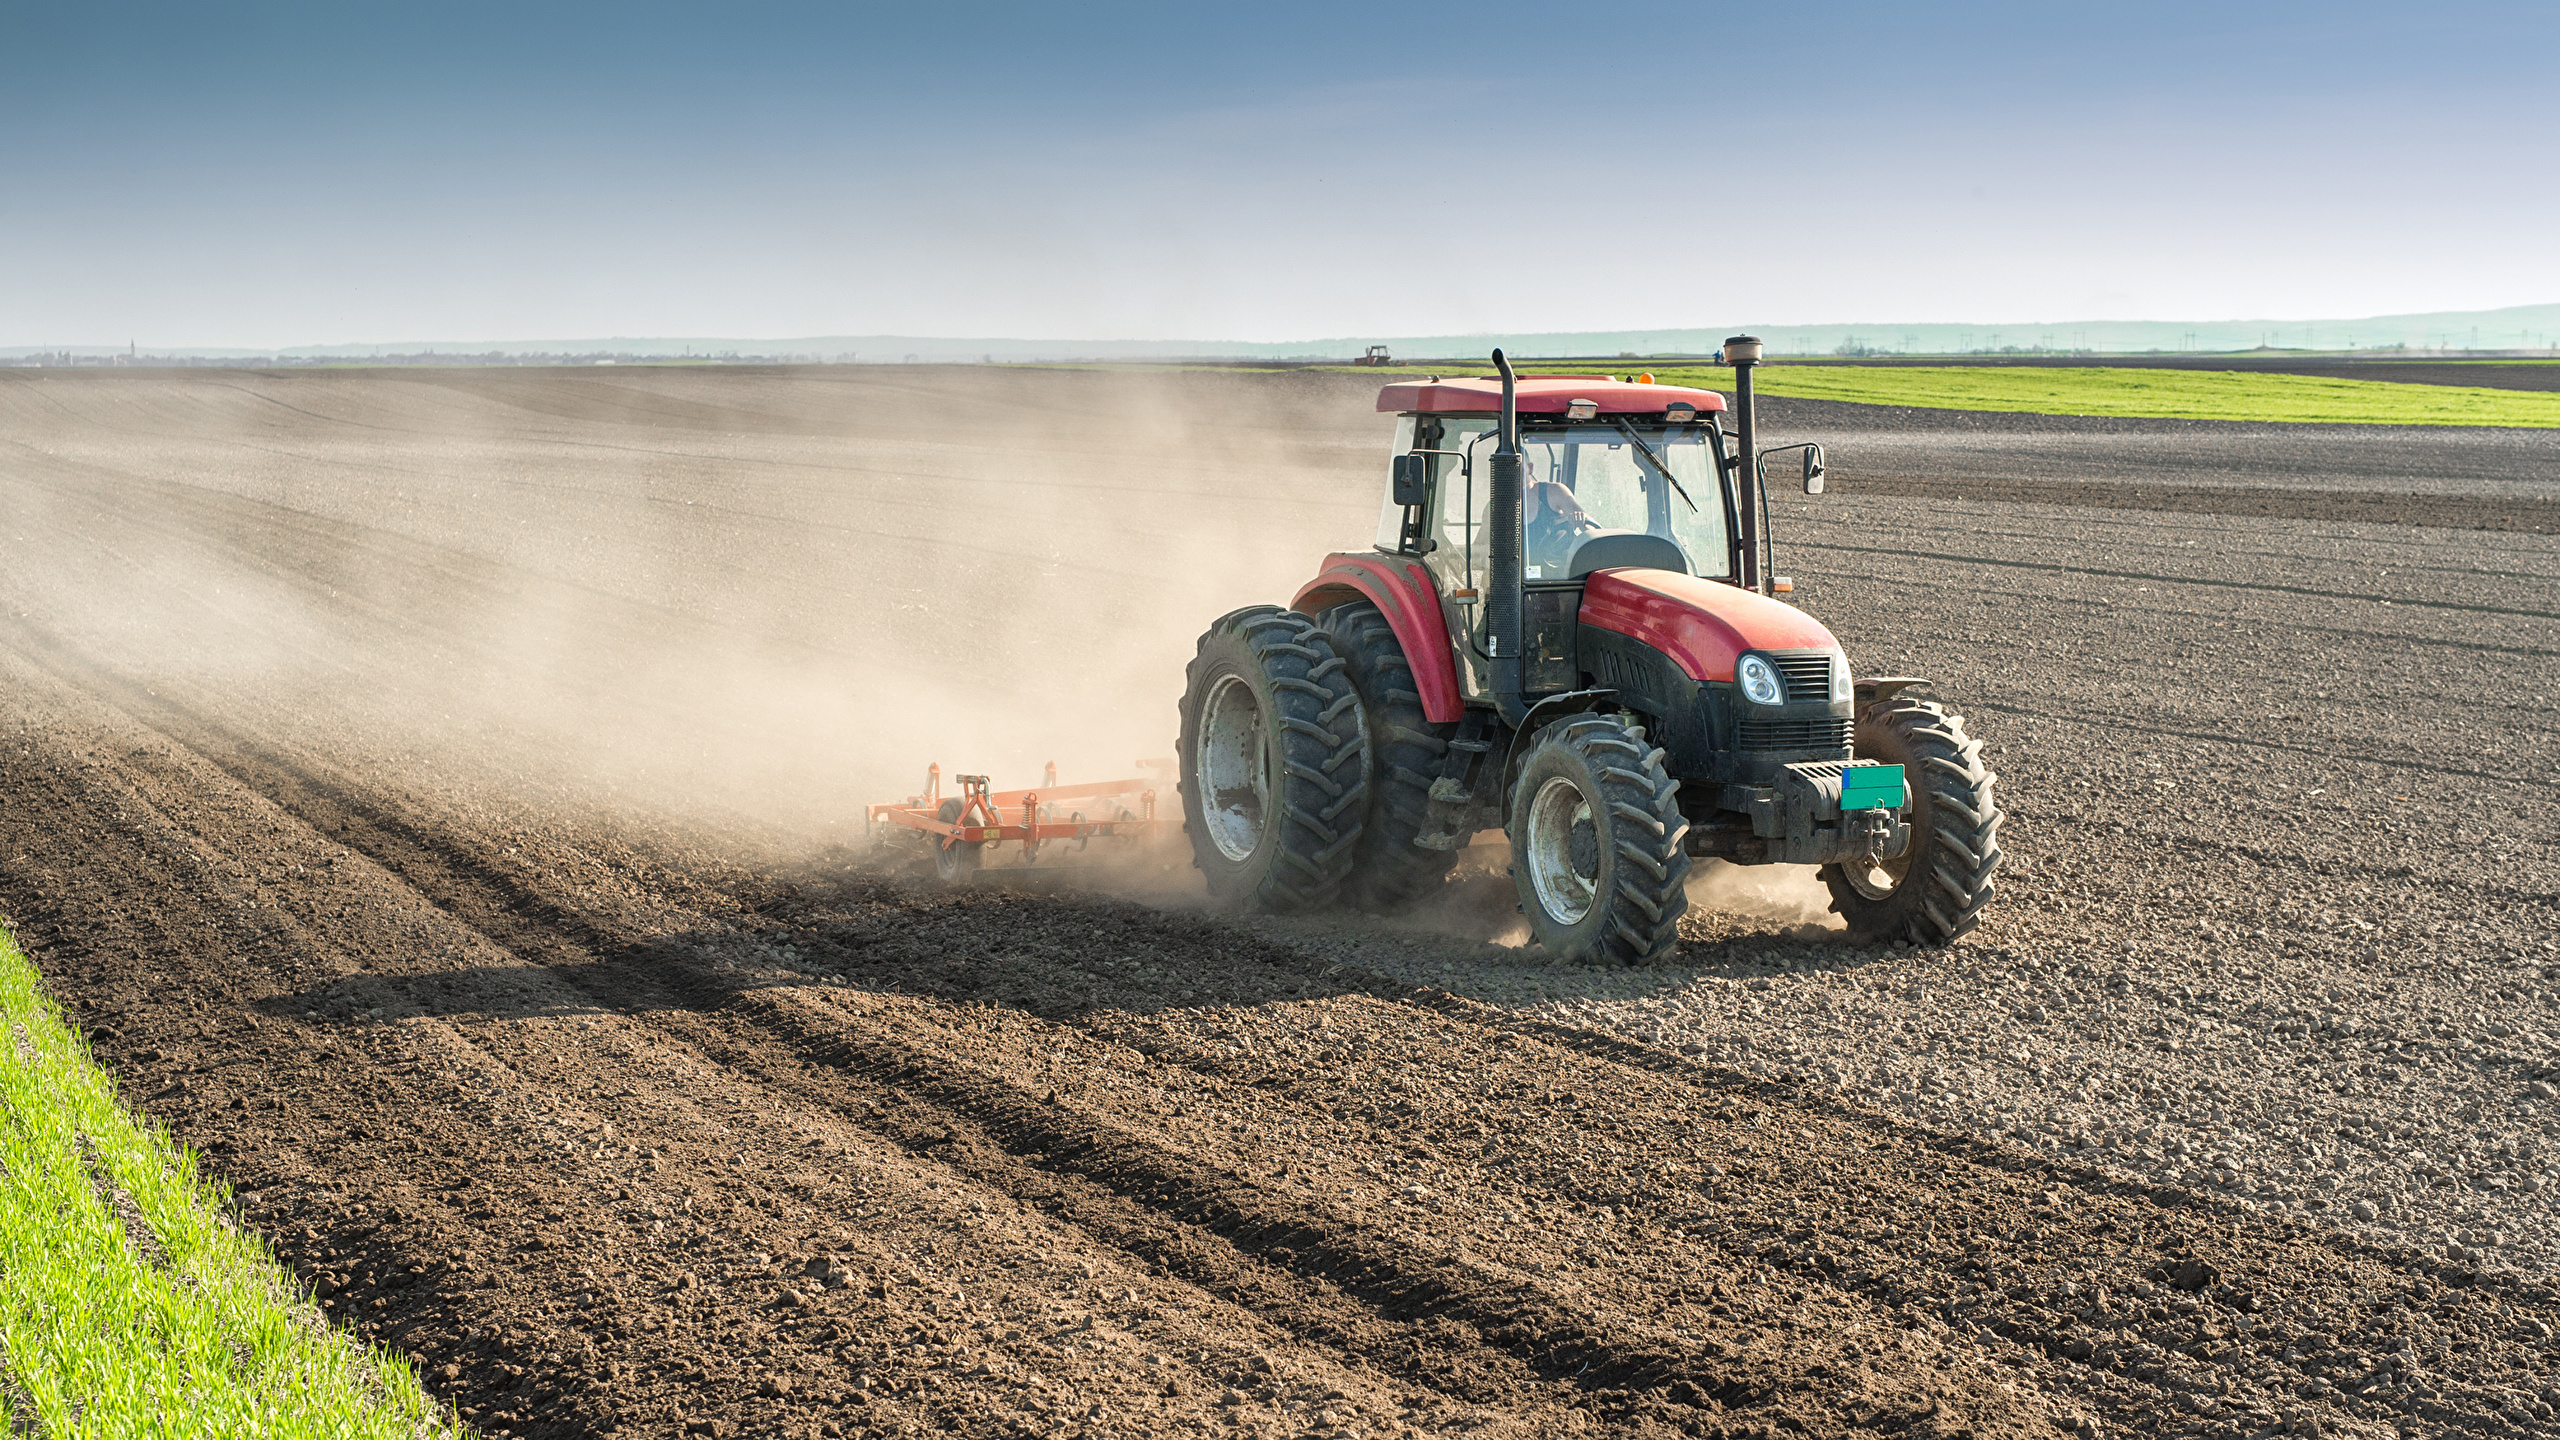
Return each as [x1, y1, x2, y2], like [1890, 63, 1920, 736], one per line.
[0, 367, 1392, 856]
[7, 2, 2559, 347]
[1686, 861, 1844, 937]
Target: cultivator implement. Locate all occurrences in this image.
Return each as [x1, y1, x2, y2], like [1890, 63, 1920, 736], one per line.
[866, 761, 1173, 883]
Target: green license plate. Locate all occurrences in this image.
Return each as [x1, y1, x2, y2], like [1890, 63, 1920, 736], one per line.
[1840, 763, 1906, 812]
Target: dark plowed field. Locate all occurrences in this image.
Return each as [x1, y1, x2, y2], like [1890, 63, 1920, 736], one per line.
[2, 367, 2556, 1440]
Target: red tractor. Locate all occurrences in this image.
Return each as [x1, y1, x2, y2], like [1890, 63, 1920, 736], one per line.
[1176, 341, 2001, 962]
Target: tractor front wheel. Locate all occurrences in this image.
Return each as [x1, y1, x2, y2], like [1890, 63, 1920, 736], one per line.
[1177, 606, 1369, 911]
[1506, 713, 1690, 964]
[1823, 691, 2003, 944]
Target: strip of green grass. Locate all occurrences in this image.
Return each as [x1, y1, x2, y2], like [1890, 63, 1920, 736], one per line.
[1626, 364, 2560, 427]
[0, 923, 462, 1436]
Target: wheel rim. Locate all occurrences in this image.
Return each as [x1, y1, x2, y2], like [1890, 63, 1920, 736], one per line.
[1196, 672, 1270, 863]
[1523, 774, 1602, 926]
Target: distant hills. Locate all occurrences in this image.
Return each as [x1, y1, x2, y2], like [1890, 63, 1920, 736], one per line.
[11, 302, 2558, 364]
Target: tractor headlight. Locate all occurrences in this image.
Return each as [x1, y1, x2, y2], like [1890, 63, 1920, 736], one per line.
[1737, 653, 1784, 706]
[1832, 650, 1852, 702]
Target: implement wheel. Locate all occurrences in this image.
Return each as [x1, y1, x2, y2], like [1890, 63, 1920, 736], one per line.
[932, 798, 984, 885]
[1823, 691, 2002, 944]
[1506, 713, 1689, 964]
[1318, 599, 1458, 911]
[1177, 605, 1369, 911]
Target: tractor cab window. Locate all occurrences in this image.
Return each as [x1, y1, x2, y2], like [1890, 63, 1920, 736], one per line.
[1424, 419, 1731, 593]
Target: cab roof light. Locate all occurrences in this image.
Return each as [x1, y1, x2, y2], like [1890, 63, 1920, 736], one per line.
[1565, 398, 1598, 421]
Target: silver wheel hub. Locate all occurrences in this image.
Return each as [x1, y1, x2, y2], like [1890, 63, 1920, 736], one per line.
[1196, 672, 1270, 863]
[1523, 774, 1601, 925]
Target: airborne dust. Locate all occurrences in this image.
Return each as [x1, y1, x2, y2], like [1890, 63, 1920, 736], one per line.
[0, 366, 1399, 851]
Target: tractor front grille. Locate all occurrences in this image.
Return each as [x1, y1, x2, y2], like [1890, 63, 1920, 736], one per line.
[1771, 653, 1834, 703]
[1739, 716, 1853, 752]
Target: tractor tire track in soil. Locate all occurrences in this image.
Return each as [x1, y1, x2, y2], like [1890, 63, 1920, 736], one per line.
[5, 624, 2551, 1440]
[1, 622, 2054, 1438]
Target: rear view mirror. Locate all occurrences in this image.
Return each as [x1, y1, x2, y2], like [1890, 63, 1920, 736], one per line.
[1392, 453, 1429, 506]
[1755, 440, 1828, 496]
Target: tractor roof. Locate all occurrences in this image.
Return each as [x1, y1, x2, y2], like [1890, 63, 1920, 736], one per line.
[1376, 375, 1728, 417]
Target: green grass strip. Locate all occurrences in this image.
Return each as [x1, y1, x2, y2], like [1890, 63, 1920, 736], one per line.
[0, 923, 463, 1437]
[1621, 364, 2560, 428]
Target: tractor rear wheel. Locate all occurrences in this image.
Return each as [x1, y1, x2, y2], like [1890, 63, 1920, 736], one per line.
[1823, 691, 2002, 944]
[932, 797, 984, 885]
[1317, 600, 1458, 911]
[1506, 713, 1690, 964]
[1177, 606, 1369, 911]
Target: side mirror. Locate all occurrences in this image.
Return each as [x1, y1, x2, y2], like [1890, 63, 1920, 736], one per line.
[1392, 453, 1429, 507]
[1755, 441, 1827, 495]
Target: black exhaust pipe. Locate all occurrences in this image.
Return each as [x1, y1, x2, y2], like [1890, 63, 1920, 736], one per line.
[1486, 348, 1528, 727]
[1725, 334, 1764, 593]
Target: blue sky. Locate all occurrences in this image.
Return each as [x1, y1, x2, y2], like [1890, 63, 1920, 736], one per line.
[5, 2, 2555, 347]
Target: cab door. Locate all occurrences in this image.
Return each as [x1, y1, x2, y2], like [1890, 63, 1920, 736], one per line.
[1413, 415, 1497, 704]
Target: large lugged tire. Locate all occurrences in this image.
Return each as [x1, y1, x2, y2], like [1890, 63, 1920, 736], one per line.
[1506, 713, 1690, 964]
[1317, 600, 1459, 910]
[1177, 606, 1369, 911]
[1823, 691, 2002, 944]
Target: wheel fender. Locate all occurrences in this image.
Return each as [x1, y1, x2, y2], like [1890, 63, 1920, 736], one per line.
[1290, 553, 1463, 723]
[1499, 689, 1620, 820]
[1853, 675, 1930, 706]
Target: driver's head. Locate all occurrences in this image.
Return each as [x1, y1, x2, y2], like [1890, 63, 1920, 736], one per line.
[1526, 479, 1588, 525]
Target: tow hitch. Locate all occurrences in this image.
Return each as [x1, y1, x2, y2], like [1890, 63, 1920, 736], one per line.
[1692, 760, 1910, 866]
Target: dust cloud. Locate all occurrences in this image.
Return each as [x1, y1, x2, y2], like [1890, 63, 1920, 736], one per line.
[1685, 859, 1845, 936]
[0, 366, 1397, 855]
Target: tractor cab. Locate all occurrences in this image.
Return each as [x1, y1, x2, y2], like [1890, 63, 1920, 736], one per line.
[1372, 375, 1738, 704]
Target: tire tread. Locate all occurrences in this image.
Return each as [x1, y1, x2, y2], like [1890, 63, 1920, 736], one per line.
[1316, 601, 1463, 912]
[1176, 605, 1370, 911]
[1825, 693, 2002, 945]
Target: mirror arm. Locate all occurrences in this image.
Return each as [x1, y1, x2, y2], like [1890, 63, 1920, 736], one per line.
[1753, 441, 1828, 495]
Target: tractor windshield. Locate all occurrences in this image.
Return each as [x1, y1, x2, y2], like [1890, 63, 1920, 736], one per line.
[1427, 421, 1731, 586]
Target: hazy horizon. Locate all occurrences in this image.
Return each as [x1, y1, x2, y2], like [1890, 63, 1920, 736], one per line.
[15, 300, 2560, 363]
[9, 2, 2556, 349]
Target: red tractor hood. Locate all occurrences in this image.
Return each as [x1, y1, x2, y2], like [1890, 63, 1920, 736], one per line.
[1579, 570, 1839, 682]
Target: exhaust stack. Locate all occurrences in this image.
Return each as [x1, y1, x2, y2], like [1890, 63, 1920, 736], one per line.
[1486, 348, 1528, 726]
[1725, 334, 1765, 593]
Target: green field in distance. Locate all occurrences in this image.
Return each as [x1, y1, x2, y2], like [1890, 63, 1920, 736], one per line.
[1573, 364, 2560, 428]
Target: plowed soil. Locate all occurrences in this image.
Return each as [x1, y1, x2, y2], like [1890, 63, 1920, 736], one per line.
[2, 367, 2556, 1440]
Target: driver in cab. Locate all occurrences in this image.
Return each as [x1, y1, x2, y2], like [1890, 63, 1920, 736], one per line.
[1524, 479, 1599, 577]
